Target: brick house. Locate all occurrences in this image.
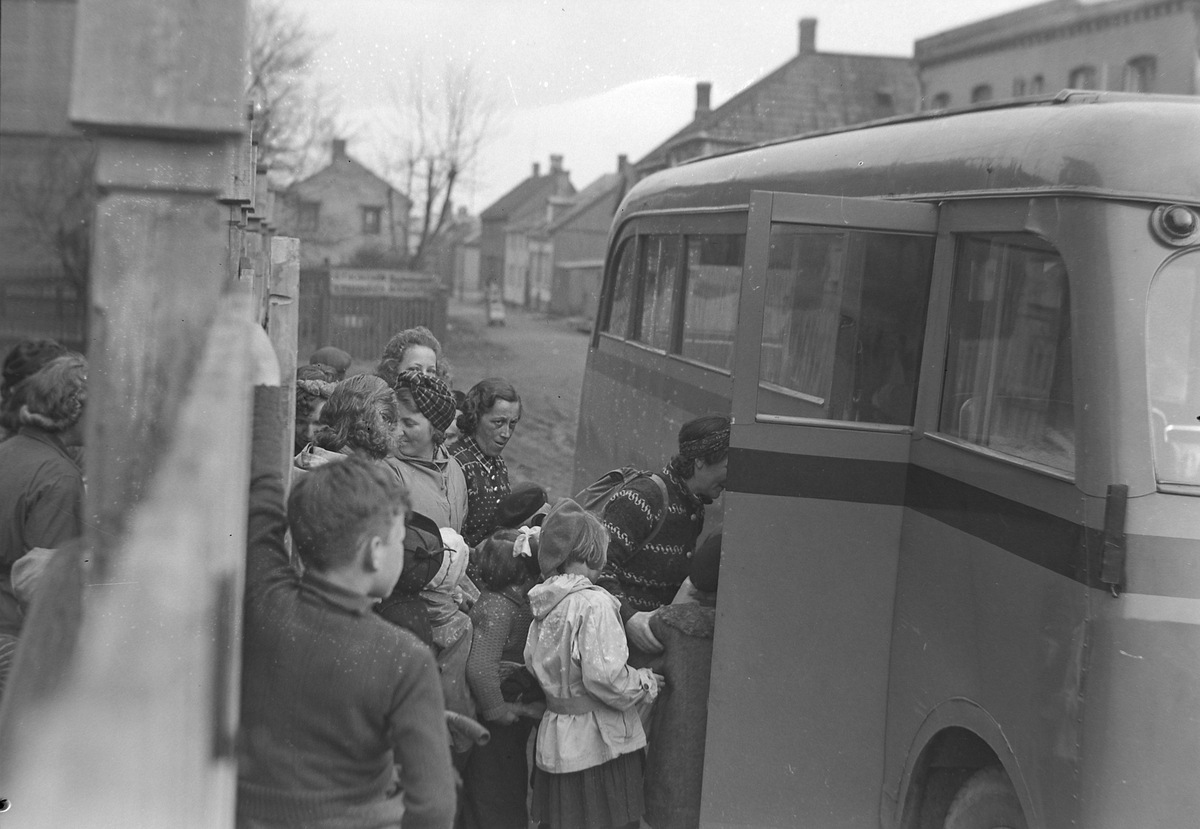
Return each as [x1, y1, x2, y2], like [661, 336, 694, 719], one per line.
[916, 0, 1200, 108]
[275, 139, 411, 268]
[634, 18, 920, 179]
[479, 155, 574, 305]
[542, 157, 631, 318]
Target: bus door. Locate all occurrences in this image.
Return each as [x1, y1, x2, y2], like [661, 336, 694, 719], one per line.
[702, 191, 938, 828]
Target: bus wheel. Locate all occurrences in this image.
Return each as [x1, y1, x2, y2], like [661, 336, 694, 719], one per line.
[942, 766, 1027, 829]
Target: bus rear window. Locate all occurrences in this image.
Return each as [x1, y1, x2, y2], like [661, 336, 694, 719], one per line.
[758, 225, 933, 425]
[1148, 250, 1200, 487]
[604, 237, 637, 337]
[939, 234, 1074, 474]
[636, 235, 682, 350]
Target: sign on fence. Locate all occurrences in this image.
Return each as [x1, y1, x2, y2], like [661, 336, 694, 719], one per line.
[329, 269, 439, 297]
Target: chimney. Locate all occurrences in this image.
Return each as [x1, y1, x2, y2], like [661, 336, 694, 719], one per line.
[799, 17, 817, 55]
[549, 154, 564, 173]
[331, 138, 347, 161]
[617, 154, 628, 173]
[532, 162, 540, 177]
[695, 81, 712, 120]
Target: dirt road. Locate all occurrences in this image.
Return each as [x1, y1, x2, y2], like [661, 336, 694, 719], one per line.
[442, 298, 591, 499]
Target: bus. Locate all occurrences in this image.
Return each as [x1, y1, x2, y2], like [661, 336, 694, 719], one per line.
[573, 91, 1199, 829]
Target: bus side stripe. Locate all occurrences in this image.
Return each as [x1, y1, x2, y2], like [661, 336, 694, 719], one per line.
[590, 348, 730, 415]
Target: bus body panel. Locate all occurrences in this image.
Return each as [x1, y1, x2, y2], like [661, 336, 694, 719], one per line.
[573, 97, 1200, 829]
[702, 488, 905, 829]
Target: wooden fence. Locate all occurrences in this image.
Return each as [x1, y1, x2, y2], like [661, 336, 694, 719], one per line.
[299, 266, 447, 360]
[0, 2, 298, 826]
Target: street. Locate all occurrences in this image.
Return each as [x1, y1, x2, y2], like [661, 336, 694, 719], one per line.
[442, 297, 592, 499]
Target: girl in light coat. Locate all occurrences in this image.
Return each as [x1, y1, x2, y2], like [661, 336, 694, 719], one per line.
[524, 498, 662, 829]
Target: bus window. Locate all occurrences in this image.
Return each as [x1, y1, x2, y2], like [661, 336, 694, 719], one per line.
[758, 225, 933, 424]
[604, 236, 638, 337]
[939, 233, 1075, 473]
[636, 235, 683, 350]
[1147, 250, 1200, 487]
[679, 234, 744, 371]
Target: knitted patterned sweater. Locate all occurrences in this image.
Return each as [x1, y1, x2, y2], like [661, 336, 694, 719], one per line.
[465, 584, 534, 722]
[598, 467, 705, 623]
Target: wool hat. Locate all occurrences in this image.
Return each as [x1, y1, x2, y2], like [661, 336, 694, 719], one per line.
[309, 346, 352, 379]
[495, 481, 549, 529]
[397, 369, 457, 434]
[537, 497, 605, 577]
[391, 511, 446, 595]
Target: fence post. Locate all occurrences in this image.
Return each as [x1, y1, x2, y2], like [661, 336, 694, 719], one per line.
[0, 1, 251, 826]
[269, 237, 300, 490]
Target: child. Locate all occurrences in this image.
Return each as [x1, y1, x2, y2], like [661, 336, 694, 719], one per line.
[524, 499, 662, 829]
[461, 527, 545, 829]
[237, 359, 456, 829]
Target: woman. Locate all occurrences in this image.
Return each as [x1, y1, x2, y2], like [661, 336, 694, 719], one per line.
[293, 364, 337, 455]
[453, 378, 521, 547]
[384, 369, 468, 533]
[378, 326, 449, 384]
[308, 375, 399, 463]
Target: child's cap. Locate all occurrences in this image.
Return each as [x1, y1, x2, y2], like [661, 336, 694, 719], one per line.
[537, 498, 598, 577]
[391, 511, 445, 595]
[496, 481, 549, 529]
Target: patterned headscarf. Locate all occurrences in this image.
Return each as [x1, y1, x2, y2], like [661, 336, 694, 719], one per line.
[397, 369, 457, 434]
[679, 427, 730, 460]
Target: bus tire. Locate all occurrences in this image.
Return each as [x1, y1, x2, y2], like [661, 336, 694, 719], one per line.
[942, 766, 1027, 829]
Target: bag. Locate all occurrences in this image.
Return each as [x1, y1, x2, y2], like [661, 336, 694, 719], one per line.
[575, 467, 670, 556]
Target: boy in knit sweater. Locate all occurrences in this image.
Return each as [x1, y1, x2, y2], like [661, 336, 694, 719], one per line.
[237, 341, 456, 829]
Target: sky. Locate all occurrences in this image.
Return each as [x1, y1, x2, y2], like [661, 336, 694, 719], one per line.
[282, 0, 1041, 211]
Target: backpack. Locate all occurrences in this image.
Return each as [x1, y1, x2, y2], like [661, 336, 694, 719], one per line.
[575, 467, 671, 557]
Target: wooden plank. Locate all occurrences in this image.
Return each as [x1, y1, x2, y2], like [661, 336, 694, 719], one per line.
[269, 237, 300, 490]
[0, 289, 253, 827]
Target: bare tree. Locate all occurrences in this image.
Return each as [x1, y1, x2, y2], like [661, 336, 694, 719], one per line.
[247, 0, 337, 183]
[2, 137, 97, 289]
[380, 58, 496, 270]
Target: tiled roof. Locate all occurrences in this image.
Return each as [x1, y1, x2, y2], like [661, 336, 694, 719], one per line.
[636, 50, 917, 172]
[548, 172, 624, 234]
[290, 152, 406, 203]
[481, 173, 568, 221]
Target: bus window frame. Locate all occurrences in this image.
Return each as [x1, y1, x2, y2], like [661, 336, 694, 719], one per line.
[923, 199, 1079, 484]
[597, 209, 748, 360]
[734, 190, 939, 432]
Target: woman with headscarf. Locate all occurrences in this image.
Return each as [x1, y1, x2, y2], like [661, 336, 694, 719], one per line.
[453, 378, 522, 547]
[293, 364, 337, 455]
[383, 369, 469, 534]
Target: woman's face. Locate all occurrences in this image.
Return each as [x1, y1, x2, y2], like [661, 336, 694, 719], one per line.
[399, 345, 438, 377]
[474, 399, 520, 458]
[394, 398, 435, 459]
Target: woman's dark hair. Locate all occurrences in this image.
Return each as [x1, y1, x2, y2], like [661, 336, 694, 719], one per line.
[473, 529, 540, 591]
[380, 327, 451, 384]
[16, 354, 88, 434]
[457, 377, 521, 436]
[669, 413, 731, 479]
[287, 455, 409, 573]
[312, 375, 399, 460]
[393, 386, 447, 447]
[1, 339, 69, 434]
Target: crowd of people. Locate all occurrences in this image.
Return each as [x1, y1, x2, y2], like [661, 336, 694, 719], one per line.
[0, 325, 730, 829]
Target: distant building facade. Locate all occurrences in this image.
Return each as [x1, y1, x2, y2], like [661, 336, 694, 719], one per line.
[275, 139, 411, 268]
[635, 18, 920, 178]
[916, 0, 1200, 108]
[478, 155, 574, 305]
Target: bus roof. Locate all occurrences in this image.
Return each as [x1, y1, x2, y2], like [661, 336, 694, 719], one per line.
[617, 92, 1200, 220]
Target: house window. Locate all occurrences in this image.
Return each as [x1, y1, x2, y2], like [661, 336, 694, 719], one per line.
[1012, 77, 1026, 97]
[931, 92, 951, 109]
[362, 206, 382, 235]
[1029, 75, 1044, 94]
[297, 201, 320, 234]
[1068, 65, 1096, 90]
[1123, 55, 1156, 92]
[971, 84, 993, 103]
